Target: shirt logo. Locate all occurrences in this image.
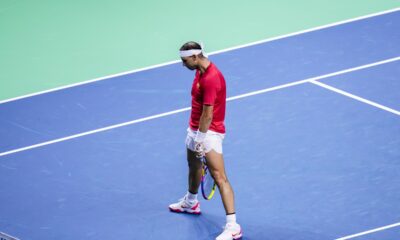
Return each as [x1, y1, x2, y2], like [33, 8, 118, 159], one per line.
[196, 82, 200, 89]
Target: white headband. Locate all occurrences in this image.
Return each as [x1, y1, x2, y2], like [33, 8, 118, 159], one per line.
[179, 49, 203, 58]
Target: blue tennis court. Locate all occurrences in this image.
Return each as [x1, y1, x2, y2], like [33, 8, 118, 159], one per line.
[1, 9, 399, 240]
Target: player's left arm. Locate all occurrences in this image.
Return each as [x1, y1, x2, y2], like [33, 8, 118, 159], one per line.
[193, 105, 213, 157]
[194, 77, 217, 155]
[198, 104, 213, 133]
[198, 76, 217, 134]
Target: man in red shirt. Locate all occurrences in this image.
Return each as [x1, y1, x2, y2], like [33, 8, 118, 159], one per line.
[169, 41, 242, 240]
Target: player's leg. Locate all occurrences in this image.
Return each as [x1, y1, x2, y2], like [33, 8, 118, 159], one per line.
[187, 148, 202, 194]
[205, 150, 235, 213]
[169, 132, 202, 215]
[205, 147, 242, 240]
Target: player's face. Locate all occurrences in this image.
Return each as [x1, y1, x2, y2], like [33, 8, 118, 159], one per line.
[181, 56, 197, 70]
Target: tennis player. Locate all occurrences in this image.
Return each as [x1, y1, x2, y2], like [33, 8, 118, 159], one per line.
[169, 41, 242, 240]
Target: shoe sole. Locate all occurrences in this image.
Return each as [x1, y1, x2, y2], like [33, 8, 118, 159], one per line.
[169, 207, 201, 215]
[216, 235, 242, 240]
[233, 235, 243, 240]
[233, 230, 243, 240]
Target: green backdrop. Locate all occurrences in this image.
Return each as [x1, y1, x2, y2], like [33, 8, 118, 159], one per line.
[0, 0, 399, 101]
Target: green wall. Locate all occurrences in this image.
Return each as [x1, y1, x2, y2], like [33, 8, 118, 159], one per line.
[0, 0, 399, 101]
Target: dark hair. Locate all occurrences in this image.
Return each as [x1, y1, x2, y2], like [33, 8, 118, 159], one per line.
[180, 41, 202, 51]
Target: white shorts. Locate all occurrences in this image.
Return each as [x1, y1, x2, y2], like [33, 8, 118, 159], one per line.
[185, 128, 225, 154]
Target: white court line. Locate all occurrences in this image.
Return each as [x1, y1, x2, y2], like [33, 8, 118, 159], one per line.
[0, 232, 20, 240]
[227, 56, 400, 102]
[335, 222, 400, 240]
[0, 107, 190, 157]
[311, 81, 400, 116]
[0, 56, 399, 157]
[0, 7, 399, 105]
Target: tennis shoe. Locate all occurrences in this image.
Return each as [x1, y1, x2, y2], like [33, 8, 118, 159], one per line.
[216, 223, 242, 240]
[169, 195, 201, 215]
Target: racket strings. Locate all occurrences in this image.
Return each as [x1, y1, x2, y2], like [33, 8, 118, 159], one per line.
[201, 165, 216, 199]
[203, 168, 214, 189]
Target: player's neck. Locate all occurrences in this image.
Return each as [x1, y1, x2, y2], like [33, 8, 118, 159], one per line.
[198, 59, 211, 74]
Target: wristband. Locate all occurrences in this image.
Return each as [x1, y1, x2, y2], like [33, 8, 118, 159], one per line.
[194, 130, 207, 143]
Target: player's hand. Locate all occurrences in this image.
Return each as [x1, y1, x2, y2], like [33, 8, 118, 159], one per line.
[194, 130, 207, 158]
[194, 141, 205, 158]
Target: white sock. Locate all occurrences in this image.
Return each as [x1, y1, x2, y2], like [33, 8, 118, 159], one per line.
[226, 213, 237, 224]
[187, 191, 197, 202]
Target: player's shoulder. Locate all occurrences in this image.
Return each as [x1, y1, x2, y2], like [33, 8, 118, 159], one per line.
[209, 62, 222, 73]
[206, 63, 224, 79]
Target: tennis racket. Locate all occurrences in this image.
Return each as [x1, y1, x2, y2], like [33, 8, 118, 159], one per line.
[200, 156, 216, 200]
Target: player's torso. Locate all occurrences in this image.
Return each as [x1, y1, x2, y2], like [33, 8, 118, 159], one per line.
[190, 63, 226, 133]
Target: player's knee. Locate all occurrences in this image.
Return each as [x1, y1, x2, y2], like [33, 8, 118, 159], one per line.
[212, 171, 228, 186]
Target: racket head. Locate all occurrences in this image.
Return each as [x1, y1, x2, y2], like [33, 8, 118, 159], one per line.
[200, 158, 216, 200]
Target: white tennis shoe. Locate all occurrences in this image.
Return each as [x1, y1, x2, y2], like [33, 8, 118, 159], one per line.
[216, 222, 242, 240]
[169, 196, 201, 215]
